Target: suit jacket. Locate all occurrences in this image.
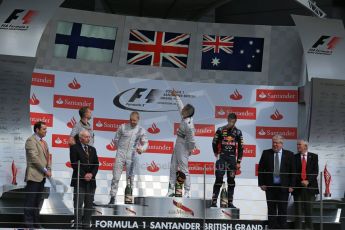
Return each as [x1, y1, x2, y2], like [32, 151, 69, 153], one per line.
[258, 148, 296, 188]
[70, 143, 99, 188]
[25, 134, 51, 182]
[293, 152, 319, 195]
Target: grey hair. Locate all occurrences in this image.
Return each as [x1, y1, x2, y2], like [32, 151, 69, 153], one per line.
[298, 139, 309, 147]
[78, 129, 90, 138]
[272, 134, 284, 144]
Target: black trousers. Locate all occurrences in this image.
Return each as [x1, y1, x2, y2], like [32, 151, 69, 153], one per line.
[73, 184, 95, 228]
[265, 185, 289, 229]
[212, 157, 236, 204]
[24, 179, 46, 228]
[294, 188, 315, 229]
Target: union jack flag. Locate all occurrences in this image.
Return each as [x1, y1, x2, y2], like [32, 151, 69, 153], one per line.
[202, 35, 234, 54]
[127, 29, 190, 68]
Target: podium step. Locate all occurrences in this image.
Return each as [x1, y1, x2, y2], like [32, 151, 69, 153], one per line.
[206, 207, 240, 219]
[94, 197, 240, 219]
[135, 196, 205, 218]
[94, 204, 144, 216]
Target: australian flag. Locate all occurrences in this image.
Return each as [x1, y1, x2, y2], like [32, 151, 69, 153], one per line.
[127, 29, 190, 68]
[201, 35, 264, 72]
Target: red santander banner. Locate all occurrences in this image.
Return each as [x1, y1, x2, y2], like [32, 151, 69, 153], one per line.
[66, 157, 117, 171]
[146, 140, 174, 154]
[256, 89, 298, 102]
[30, 112, 53, 127]
[93, 118, 127, 132]
[32, 72, 55, 87]
[173, 123, 215, 137]
[243, 145, 256, 157]
[53, 95, 94, 110]
[215, 106, 256, 120]
[189, 162, 214, 175]
[256, 126, 297, 139]
[52, 134, 70, 148]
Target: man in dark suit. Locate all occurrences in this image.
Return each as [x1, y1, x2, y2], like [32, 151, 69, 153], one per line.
[70, 130, 99, 229]
[258, 135, 296, 229]
[24, 121, 51, 228]
[293, 140, 319, 230]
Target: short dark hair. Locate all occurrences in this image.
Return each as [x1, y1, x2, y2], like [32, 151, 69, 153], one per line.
[33, 121, 46, 133]
[184, 104, 195, 118]
[227, 113, 237, 120]
[79, 106, 90, 118]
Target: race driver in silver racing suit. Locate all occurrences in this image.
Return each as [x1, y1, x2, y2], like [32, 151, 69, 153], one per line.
[167, 89, 197, 198]
[108, 111, 148, 205]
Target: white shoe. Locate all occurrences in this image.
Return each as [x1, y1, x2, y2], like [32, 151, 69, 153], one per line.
[183, 190, 191, 198]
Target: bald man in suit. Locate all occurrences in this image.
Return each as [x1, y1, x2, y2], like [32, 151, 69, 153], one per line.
[293, 140, 319, 230]
[24, 121, 51, 229]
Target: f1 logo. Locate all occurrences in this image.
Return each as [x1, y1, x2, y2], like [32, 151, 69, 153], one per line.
[128, 88, 161, 103]
[312, 35, 341, 50]
[4, 9, 37, 24]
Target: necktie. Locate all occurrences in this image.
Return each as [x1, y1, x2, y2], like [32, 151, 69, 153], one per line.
[301, 154, 307, 180]
[84, 145, 90, 164]
[273, 151, 281, 184]
[274, 152, 280, 176]
[40, 139, 49, 163]
[84, 145, 89, 156]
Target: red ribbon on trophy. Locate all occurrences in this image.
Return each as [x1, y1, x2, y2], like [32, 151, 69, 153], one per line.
[11, 160, 18, 185]
[323, 164, 331, 197]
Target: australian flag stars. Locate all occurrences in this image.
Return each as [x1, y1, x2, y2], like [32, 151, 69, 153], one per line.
[201, 35, 264, 72]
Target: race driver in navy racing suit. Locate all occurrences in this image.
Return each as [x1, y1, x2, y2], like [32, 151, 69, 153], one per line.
[211, 113, 243, 208]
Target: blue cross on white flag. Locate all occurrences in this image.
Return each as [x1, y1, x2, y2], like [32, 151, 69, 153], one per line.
[54, 21, 116, 62]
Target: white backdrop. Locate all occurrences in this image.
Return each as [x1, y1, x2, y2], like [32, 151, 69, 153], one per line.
[30, 69, 298, 178]
[28, 69, 298, 219]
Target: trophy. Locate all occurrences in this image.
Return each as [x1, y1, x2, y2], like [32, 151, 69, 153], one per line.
[175, 171, 186, 197]
[323, 165, 331, 197]
[11, 160, 18, 185]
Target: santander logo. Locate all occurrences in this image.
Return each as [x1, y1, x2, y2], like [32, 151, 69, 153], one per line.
[174, 123, 215, 137]
[270, 109, 284, 120]
[106, 139, 117, 151]
[256, 89, 298, 102]
[256, 126, 297, 139]
[147, 161, 160, 172]
[53, 95, 94, 110]
[243, 145, 256, 157]
[93, 118, 127, 132]
[67, 117, 77, 128]
[215, 106, 256, 120]
[146, 140, 174, 154]
[68, 78, 81, 89]
[52, 134, 70, 148]
[31, 73, 55, 87]
[30, 112, 53, 127]
[191, 148, 200, 155]
[29, 93, 40, 105]
[230, 89, 243, 100]
[147, 123, 160, 134]
[188, 162, 214, 175]
[66, 157, 116, 171]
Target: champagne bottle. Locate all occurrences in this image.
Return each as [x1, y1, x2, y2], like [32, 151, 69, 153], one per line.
[175, 182, 183, 197]
[220, 182, 228, 208]
[125, 177, 133, 204]
[175, 171, 185, 197]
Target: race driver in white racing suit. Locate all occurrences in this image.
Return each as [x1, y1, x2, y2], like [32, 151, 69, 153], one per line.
[167, 89, 197, 198]
[108, 111, 148, 205]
